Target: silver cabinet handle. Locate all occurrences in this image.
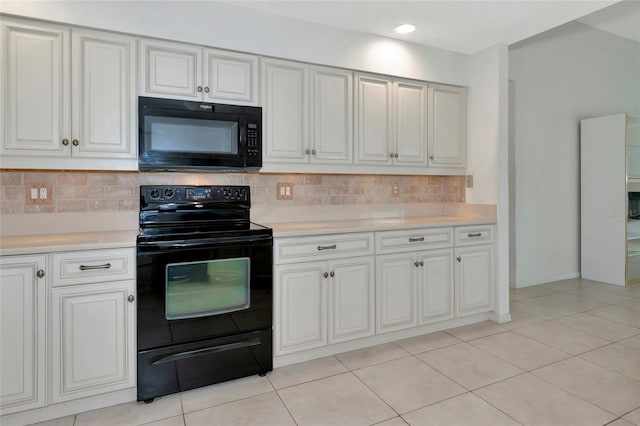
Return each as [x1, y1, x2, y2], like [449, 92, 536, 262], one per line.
[204, 86, 210, 93]
[72, 139, 79, 147]
[467, 233, 482, 238]
[429, 155, 435, 160]
[128, 294, 135, 303]
[409, 237, 425, 243]
[79, 263, 112, 271]
[305, 149, 311, 155]
[457, 256, 462, 262]
[61, 139, 69, 146]
[323, 272, 329, 279]
[37, 269, 45, 278]
[317, 245, 336, 251]
[311, 149, 316, 155]
[197, 86, 203, 92]
[330, 271, 335, 278]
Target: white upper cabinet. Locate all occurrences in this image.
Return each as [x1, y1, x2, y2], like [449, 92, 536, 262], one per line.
[1, 19, 70, 157]
[261, 58, 309, 163]
[310, 65, 353, 164]
[72, 29, 136, 159]
[428, 84, 466, 168]
[140, 39, 258, 105]
[355, 73, 429, 168]
[204, 48, 258, 105]
[395, 80, 428, 166]
[140, 39, 202, 100]
[0, 17, 137, 170]
[355, 73, 394, 165]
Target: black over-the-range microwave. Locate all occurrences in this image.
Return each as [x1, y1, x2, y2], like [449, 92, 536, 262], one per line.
[138, 97, 262, 171]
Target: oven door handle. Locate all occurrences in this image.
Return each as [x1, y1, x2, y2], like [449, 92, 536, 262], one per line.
[151, 338, 261, 365]
[138, 235, 272, 250]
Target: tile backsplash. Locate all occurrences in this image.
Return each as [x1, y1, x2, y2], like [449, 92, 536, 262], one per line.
[1, 171, 464, 214]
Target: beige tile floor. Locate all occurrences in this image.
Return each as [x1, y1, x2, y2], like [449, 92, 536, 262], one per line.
[32, 278, 640, 426]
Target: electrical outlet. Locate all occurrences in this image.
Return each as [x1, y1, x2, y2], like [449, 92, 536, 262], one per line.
[27, 184, 52, 204]
[391, 184, 400, 197]
[276, 182, 294, 200]
[465, 175, 474, 188]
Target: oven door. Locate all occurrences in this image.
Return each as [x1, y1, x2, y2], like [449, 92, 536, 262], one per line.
[136, 235, 272, 351]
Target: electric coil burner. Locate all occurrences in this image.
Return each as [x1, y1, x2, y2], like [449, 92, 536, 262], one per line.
[136, 185, 273, 402]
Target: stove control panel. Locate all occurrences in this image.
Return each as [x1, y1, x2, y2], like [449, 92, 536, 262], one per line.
[142, 185, 249, 203]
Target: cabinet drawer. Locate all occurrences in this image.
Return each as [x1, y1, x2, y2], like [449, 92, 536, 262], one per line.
[454, 225, 494, 246]
[52, 248, 135, 287]
[376, 227, 453, 254]
[275, 233, 374, 264]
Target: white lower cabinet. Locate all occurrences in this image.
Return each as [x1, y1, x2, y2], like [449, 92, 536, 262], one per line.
[0, 247, 136, 415]
[0, 255, 47, 415]
[50, 280, 136, 403]
[274, 256, 374, 355]
[376, 248, 454, 334]
[455, 245, 494, 317]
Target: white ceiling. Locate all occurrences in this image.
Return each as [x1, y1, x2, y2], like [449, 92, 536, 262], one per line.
[231, 0, 638, 54]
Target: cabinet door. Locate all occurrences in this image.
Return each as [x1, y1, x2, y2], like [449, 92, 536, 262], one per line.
[376, 253, 417, 333]
[261, 58, 309, 163]
[204, 49, 258, 105]
[418, 249, 454, 324]
[1, 18, 70, 156]
[428, 84, 466, 168]
[71, 29, 136, 159]
[455, 245, 494, 317]
[0, 255, 46, 415]
[355, 73, 393, 165]
[396, 81, 428, 166]
[50, 280, 135, 403]
[274, 262, 326, 355]
[310, 66, 353, 164]
[140, 39, 202, 100]
[328, 256, 374, 344]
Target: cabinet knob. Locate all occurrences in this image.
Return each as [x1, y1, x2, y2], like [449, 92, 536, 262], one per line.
[323, 272, 329, 279]
[389, 153, 394, 159]
[128, 294, 135, 303]
[330, 271, 335, 278]
[457, 256, 462, 262]
[394, 153, 399, 158]
[61, 139, 69, 147]
[72, 139, 79, 147]
[204, 86, 210, 93]
[419, 261, 424, 267]
[429, 155, 435, 160]
[37, 269, 45, 279]
[306, 149, 311, 155]
[414, 261, 420, 267]
[311, 149, 316, 155]
[197, 86, 203, 92]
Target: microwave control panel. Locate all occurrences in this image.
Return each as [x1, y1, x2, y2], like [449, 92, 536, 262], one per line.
[247, 123, 260, 157]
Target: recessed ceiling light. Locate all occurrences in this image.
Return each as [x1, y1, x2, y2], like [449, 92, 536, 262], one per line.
[394, 24, 416, 34]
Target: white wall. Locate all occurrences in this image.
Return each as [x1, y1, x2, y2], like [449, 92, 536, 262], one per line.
[510, 21, 640, 287]
[0, 0, 468, 86]
[467, 44, 510, 320]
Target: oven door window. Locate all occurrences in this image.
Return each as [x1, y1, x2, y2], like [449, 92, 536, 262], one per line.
[165, 257, 250, 320]
[146, 114, 239, 155]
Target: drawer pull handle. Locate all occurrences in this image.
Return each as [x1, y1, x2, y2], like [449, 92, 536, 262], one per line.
[467, 233, 482, 238]
[79, 263, 112, 271]
[409, 237, 425, 243]
[317, 245, 337, 251]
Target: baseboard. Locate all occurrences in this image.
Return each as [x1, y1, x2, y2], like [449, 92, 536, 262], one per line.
[515, 272, 580, 288]
[491, 312, 512, 323]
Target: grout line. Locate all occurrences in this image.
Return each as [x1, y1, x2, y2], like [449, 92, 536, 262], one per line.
[273, 388, 300, 426]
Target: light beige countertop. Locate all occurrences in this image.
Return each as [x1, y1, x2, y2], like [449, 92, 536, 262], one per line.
[0, 230, 138, 256]
[265, 216, 496, 238]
